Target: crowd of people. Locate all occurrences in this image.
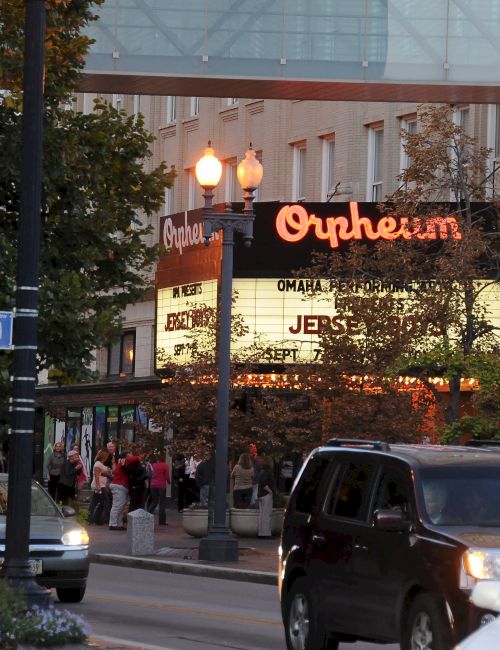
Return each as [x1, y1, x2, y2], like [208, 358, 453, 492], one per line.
[46, 439, 279, 537]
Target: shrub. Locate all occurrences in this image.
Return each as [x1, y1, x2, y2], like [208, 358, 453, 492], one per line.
[0, 581, 90, 648]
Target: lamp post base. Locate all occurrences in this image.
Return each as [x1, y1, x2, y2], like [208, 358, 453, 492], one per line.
[0, 563, 52, 608]
[199, 529, 239, 562]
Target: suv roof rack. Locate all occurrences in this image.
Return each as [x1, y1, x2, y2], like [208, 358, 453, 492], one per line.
[326, 438, 391, 452]
[463, 439, 500, 448]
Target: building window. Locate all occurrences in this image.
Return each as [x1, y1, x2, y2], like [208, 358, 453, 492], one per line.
[254, 150, 263, 202]
[133, 95, 140, 122]
[227, 97, 238, 106]
[400, 117, 417, 174]
[187, 170, 197, 210]
[293, 144, 307, 201]
[367, 126, 384, 201]
[453, 106, 470, 134]
[164, 186, 175, 215]
[166, 96, 177, 123]
[322, 137, 336, 200]
[190, 96, 199, 116]
[225, 160, 239, 201]
[112, 94, 122, 111]
[108, 331, 135, 377]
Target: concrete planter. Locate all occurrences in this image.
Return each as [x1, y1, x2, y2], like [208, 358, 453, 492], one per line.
[182, 509, 208, 537]
[182, 509, 230, 538]
[229, 508, 259, 537]
[271, 508, 285, 536]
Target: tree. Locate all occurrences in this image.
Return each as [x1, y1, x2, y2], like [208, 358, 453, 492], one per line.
[305, 105, 499, 436]
[0, 0, 175, 421]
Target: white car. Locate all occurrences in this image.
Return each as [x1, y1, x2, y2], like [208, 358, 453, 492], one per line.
[455, 581, 500, 649]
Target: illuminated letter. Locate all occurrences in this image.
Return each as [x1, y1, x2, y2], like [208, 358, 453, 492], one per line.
[349, 202, 378, 240]
[276, 205, 310, 242]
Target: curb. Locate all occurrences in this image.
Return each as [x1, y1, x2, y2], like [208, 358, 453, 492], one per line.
[90, 553, 278, 586]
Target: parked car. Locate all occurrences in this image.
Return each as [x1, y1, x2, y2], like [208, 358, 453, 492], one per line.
[279, 439, 500, 650]
[455, 581, 500, 649]
[0, 473, 89, 602]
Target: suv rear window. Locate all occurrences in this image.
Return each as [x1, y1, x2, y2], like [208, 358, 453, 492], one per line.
[293, 455, 330, 514]
[330, 461, 377, 520]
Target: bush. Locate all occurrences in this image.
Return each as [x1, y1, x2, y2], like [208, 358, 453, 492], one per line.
[0, 581, 90, 648]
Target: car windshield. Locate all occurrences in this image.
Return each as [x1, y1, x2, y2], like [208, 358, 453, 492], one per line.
[421, 467, 500, 526]
[0, 480, 60, 517]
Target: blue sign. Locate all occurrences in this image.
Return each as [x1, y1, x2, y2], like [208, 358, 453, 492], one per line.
[0, 311, 14, 349]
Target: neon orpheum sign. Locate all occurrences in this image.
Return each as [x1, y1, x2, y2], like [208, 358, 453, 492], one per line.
[275, 202, 462, 248]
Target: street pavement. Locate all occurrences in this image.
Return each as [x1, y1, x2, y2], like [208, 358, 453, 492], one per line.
[88, 507, 279, 583]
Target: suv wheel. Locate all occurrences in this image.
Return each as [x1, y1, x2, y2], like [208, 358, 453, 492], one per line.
[56, 585, 86, 603]
[403, 593, 452, 650]
[284, 578, 338, 650]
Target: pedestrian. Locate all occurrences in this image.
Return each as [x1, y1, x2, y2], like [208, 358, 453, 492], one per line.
[108, 452, 135, 530]
[174, 455, 186, 512]
[72, 443, 88, 502]
[105, 440, 117, 473]
[248, 443, 262, 505]
[183, 455, 199, 508]
[127, 452, 151, 512]
[148, 452, 171, 525]
[87, 449, 111, 525]
[195, 447, 212, 507]
[257, 456, 276, 538]
[57, 449, 83, 506]
[231, 452, 253, 508]
[46, 441, 65, 500]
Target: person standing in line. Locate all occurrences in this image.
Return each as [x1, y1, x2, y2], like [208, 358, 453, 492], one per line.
[57, 449, 83, 506]
[108, 451, 139, 530]
[248, 443, 262, 505]
[72, 443, 88, 503]
[87, 449, 111, 525]
[184, 455, 200, 508]
[105, 440, 117, 473]
[46, 441, 65, 500]
[231, 452, 254, 508]
[148, 453, 171, 525]
[195, 447, 212, 507]
[257, 456, 276, 538]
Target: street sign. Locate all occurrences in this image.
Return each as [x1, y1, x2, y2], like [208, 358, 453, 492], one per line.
[0, 311, 14, 349]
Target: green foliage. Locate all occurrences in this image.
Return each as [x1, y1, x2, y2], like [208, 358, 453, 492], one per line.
[0, 580, 90, 647]
[0, 0, 176, 391]
[441, 415, 500, 444]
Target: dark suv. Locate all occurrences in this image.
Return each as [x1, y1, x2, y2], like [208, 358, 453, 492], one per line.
[279, 440, 500, 650]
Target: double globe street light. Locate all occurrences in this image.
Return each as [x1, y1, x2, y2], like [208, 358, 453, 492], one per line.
[195, 143, 263, 561]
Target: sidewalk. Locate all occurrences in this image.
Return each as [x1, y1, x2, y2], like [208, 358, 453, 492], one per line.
[88, 507, 280, 586]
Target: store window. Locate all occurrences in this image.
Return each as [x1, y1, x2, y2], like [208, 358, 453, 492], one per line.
[108, 331, 135, 377]
[367, 125, 384, 201]
[292, 143, 307, 201]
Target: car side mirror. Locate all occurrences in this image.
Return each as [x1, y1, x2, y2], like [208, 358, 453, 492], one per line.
[373, 508, 409, 531]
[61, 505, 76, 518]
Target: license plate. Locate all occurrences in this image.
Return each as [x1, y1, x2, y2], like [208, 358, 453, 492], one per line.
[0, 559, 42, 575]
[29, 559, 43, 575]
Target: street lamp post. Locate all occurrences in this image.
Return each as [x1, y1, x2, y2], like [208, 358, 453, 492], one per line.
[196, 143, 263, 562]
[0, 0, 51, 606]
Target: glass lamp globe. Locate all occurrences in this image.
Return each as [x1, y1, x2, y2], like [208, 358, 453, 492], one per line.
[237, 146, 263, 190]
[195, 143, 222, 189]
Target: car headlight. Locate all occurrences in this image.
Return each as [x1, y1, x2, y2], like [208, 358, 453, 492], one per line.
[463, 548, 500, 580]
[61, 529, 90, 546]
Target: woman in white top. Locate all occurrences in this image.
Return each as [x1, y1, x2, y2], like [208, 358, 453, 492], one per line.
[87, 449, 111, 524]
